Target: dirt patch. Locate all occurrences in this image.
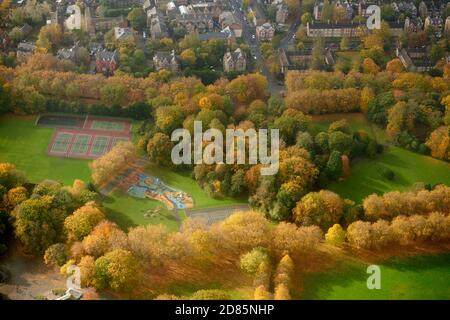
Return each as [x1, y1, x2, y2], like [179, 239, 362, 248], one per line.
[0, 241, 66, 300]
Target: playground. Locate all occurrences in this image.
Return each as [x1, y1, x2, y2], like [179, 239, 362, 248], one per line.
[127, 173, 194, 210]
[41, 114, 132, 159]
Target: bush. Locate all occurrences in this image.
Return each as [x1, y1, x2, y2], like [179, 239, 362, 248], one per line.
[239, 247, 271, 274]
[382, 169, 395, 181]
[325, 224, 346, 247]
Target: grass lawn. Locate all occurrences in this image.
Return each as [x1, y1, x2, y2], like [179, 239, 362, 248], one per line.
[163, 279, 254, 300]
[0, 115, 90, 184]
[301, 253, 450, 300]
[312, 113, 386, 143]
[329, 146, 450, 203]
[144, 164, 247, 209]
[102, 190, 179, 232]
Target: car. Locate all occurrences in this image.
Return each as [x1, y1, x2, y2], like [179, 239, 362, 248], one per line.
[252, 35, 255, 39]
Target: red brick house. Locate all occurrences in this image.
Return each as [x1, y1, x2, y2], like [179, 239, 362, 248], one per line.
[95, 49, 119, 77]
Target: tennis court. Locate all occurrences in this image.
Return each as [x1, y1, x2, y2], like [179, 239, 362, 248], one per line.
[90, 136, 110, 156]
[46, 115, 132, 159]
[51, 132, 73, 153]
[90, 120, 125, 132]
[71, 135, 90, 154]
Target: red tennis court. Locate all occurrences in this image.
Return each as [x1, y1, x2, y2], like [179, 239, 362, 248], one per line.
[47, 115, 132, 159]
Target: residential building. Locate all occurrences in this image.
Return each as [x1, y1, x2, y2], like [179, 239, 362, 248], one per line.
[16, 41, 36, 61]
[306, 21, 367, 38]
[153, 50, 179, 72]
[256, 22, 275, 41]
[396, 47, 433, 72]
[276, 2, 289, 24]
[223, 48, 246, 72]
[219, 11, 242, 37]
[96, 49, 119, 76]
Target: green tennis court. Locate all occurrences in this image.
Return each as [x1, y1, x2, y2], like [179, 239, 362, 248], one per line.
[91, 120, 125, 132]
[71, 135, 90, 154]
[90, 136, 110, 156]
[51, 133, 72, 153]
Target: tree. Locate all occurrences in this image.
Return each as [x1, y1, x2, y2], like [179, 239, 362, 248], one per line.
[36, 24, 62, 53]
[12, 185, 75, 255]
[273, 109, 311, 144]
[311, 37, 325, 70]
[367, 92, 395, 124]
[325, 151, 343, 180]
[426, 126, 450, 161]
[94, 249, 141, 292]
[239, 247, 270, 274]
[362, 58, 380, 75]
[44, 243, 68, 267]
[64, 202, 105, 241]
[90, 142, 137, 185]
[325, 224, 346, 247]
[274, 254, 294, 300]
[180, 48, 197, 66]
[293, 190, 344, 230]
[127, 8, 146, 31]
[328, 131, 352, 155]
[385, 58, 403, 73]
[155, 105, 184, 134]
[147, 133, 174, 166]
[301, 12, 312, 25]
[82, 221, 128, 258]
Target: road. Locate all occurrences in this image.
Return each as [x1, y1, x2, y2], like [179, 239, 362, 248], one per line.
[229, 0, 284, 95]
[229, 0, 303, 95]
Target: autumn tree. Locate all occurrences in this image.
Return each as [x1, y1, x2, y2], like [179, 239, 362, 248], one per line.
[147, 132, 174, 167]
[325, 224, 346, 247]
[239, 247, 271, 274]
[82, 221, 128, 258]
[274, 254, 294, 300]
[90, 142, 137, 185]
[426, 126, 450, 161]
[94, 249, 141, 292]
[293, 190, 344, 230]
[44, 243, 68, 267]
[64, 202, 106, 241]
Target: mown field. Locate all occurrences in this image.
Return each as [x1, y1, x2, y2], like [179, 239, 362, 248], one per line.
[0, 115, 91, 184]
[301, 253, 450, 300]
[313, 113, 450, 203]
[330, 146, 450, 202]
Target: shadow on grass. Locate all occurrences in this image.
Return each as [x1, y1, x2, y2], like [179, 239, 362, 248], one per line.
[383, 253, 450, 273]
[300, 261, 368, 300]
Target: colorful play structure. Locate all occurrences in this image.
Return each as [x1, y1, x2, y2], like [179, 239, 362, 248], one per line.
[127, 173, 193, 210]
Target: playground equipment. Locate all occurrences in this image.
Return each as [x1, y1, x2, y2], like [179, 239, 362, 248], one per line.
[128, 174, 193, 210]
[55, 265, 83, 300]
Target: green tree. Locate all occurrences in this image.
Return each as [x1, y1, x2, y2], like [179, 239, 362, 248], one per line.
[147, 133, 174, 166]
[127, 8, 146, 31]
[94, 249, 141, 292]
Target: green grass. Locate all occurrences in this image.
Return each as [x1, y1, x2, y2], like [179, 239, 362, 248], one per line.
[102, 190, 179, 232]
[312, 113, 386, 143]
[0, 115, 91, 184]
[329, 146, 450, 203]
[301, 253, 450, 300]
[144, 164, 247, 209]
